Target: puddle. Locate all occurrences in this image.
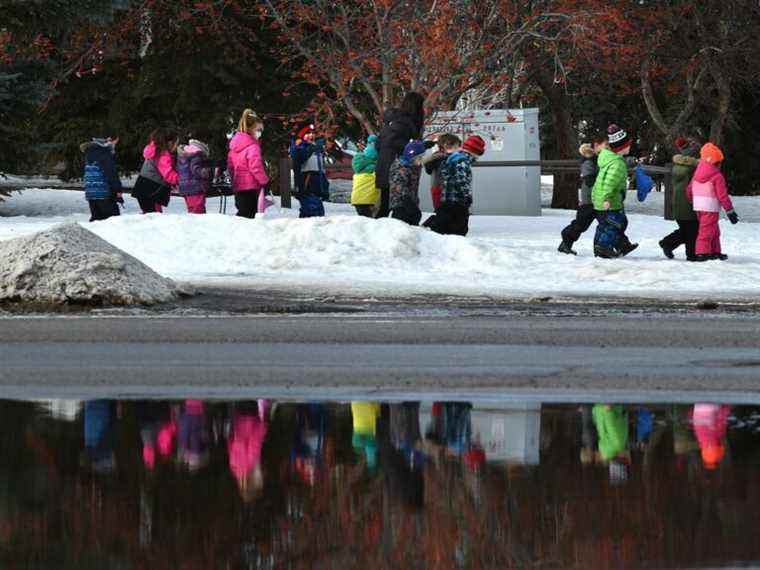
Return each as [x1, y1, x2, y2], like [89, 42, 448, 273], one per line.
[4, 397, 760, 568]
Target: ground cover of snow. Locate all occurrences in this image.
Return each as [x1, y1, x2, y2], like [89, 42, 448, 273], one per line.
[2, 186, 760, 301]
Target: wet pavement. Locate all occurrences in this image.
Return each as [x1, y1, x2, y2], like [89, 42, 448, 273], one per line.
[3, 396, 760, 568]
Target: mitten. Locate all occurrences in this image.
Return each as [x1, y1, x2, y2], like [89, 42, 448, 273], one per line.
[727, 210, 739, 225]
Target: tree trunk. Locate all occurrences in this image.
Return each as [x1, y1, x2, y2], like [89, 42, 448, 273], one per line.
[539, 81, 578, 210]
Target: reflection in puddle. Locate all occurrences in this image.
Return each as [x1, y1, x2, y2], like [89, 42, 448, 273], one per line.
[6, 398, 760, 568]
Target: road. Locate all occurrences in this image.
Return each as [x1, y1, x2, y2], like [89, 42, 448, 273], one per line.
[3, 309, 760, 401]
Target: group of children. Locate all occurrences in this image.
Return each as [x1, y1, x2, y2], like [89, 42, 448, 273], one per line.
[350, 131, 486, 236]
[82, 112, 740, 262]
[559, 124, 739, 261]
[82, 108, 333, 221]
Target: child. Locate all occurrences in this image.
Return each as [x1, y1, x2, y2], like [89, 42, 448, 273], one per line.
[659, 137, 700, 260]
[177, 139, 213, 214]
[686, 142, 739, 261]
[592, 124, 639, 258]
[350, 134, 379, 217]
[81, 136, 122, 222]
[422, 133, 462, 211]
[228, 109, 269, 219]
[558, 137, 604, 255]
[290, 124, 330, 218]
[427, 135, 485, 236]
[132, 128, 179, 214]
[388, 139, 427, 225]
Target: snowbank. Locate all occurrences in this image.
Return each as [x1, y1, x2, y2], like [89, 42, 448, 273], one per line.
[2, 189, 760, 301]
[83, 212, 760, 300]
[0, 223, 182, 306]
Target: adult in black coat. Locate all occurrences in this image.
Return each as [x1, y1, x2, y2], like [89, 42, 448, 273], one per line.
[374, 91, 425, 218]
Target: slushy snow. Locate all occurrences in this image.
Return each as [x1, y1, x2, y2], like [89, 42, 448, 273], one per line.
[2, 187, 760, 300]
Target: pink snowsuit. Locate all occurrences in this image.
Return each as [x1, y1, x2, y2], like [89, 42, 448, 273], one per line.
[227, 412, 268, 484]
[692, 404, 730, 468]
[686, 161, 734, 255]
[227, 132, 269, 193]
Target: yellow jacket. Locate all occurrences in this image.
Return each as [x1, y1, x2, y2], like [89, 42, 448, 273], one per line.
[351, 172, 379, 206]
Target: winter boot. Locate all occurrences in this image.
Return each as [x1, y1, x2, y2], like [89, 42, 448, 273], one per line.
[711, 253, 728, 261]
[618, 241, 639, 257]
[594, 244, 619, 259]
[558, 241, 577, 255]
[658, 239, 675, 259]
[692, 254, 711, 262]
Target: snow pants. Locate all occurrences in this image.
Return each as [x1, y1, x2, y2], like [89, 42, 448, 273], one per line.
[88, 199, 120, 222]
[561, 204, 595, 245]
[391, 202, 422, 226]
[375, 186, 390, 219]
[424, 203, 469, 236]
[184, 194, 206, 214]
[695, 211, 721, 255]
[594, 210, 628, 252]
[299, 194, 325, 218]
[235, 190, 258, 219]
[661, 219, 699, 259]
[354, 205, 375, 218]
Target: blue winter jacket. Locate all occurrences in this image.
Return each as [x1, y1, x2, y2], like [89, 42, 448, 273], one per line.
[440, 151, 476, 207]
[290, 138, 330, 199]
[81, 140, 121, 200]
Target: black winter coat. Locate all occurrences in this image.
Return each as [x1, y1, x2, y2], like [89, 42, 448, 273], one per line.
[375, 108, 423, 190]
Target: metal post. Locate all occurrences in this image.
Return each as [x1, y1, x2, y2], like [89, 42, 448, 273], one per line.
[279, 157, 292, 209]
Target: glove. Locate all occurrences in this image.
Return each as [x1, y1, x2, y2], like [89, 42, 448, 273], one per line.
[423, 140, 437, 149]
[727, 210, 739, 224]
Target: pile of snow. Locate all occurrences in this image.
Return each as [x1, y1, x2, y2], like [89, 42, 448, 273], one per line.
[3, 188, 760, 301]
[81, 212, 760, 300]
[0, 223, 182, 306]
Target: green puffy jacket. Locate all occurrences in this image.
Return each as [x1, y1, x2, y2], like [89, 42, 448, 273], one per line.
[592, 404, 629, 461]
[592, 148, 628, 211]
[352, 144, 378, 175]
[668, 154, 699, 221]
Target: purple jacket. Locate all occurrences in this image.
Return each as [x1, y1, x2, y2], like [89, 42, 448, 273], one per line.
[177, 143, 212, 196]
[227, 132, 269, 193]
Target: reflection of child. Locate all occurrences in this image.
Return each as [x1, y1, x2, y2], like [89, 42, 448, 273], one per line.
[351, 401, 380, 470]
[178, 400, 209, 471]
[692, 403, 730, 470]
[228, 401, 269, 502]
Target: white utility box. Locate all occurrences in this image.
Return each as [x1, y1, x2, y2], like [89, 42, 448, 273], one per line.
[419, 108, 541, 216]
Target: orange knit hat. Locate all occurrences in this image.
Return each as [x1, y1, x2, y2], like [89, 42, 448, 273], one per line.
[700, 142, 724, 164]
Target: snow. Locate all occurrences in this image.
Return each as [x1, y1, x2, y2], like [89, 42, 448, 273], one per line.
[2, 187, 760, 301]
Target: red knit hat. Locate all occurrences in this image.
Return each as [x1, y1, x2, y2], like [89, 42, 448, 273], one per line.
[673, 136, 688, 150]
[462, 135, 486, 156]
[297, 124, 315, 139]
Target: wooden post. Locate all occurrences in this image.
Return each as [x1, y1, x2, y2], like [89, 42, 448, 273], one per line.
[279, 157, 292, 209]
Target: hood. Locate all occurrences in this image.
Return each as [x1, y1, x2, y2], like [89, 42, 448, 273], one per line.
[80, 139, 114, 153]
[672, 154, 699, 167]
[692, 159, 721, 183]
[579, 143, 595, 158]
[596, 147, 621, 169]
[229, 131, 257, 153]
[178, 139, 210, 157]
[143, 141, 158, 160]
